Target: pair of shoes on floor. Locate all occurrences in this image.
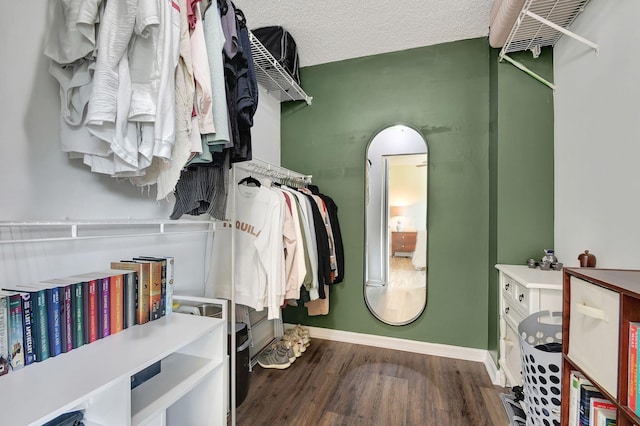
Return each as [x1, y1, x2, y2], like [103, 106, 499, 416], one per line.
[287, 324, 310, 347]
[256, 325, 312, 370]
[257, 341, 292, 370]
[282, 325, 310, 358]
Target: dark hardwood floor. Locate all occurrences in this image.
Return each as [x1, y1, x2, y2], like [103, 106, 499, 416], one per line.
[235, 338, 509, 426]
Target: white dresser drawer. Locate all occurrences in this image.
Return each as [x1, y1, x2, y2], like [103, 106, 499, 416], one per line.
[502, 322, 523, 385]
[503, 296, 526, 331]
[568, 276, 620, 397]
[502, 273, 518, 300]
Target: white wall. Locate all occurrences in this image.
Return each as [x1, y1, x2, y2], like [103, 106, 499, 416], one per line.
[0, 2, 281, 292]
[554, 0, 640, 269]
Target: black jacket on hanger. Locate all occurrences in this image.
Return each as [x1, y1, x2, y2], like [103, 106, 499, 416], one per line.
[302, 193, 331, 299]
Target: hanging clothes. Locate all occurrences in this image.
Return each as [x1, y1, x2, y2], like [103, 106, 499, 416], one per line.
[45, 0, 258, 218]
[210, 178, 286, 319]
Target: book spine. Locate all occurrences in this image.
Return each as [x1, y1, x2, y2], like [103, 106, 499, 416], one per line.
[580, 385, 603, 426]
[63, 285, 73, 353]
[630, 322, 639, 413]
[165, 257, 174, 315]
[569, 371, 583, 426]
[46, 288, 62, 357]
[98, 277, 110, 338]
[110, 274, 124, 334]
[136, 266, 150, 325]
[145, 261, 162, 321]
[33, 290, 49, 362]
[20, 293, 36, 365]
[590, 398, 616, 426]
[0, 295, 8, 375]
[159, 259, 167, 316]
[8, 294, 25, 370]
[87, 280, 99, 343]
[72, 283, 84, 348]
[124, 271, 137, 329]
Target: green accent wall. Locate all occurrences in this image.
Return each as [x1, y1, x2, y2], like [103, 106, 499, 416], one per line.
[489, 48, 555, 361]
[279, 37, 554, 351]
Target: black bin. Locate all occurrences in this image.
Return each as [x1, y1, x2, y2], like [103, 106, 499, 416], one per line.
[228, 322, 251, 407]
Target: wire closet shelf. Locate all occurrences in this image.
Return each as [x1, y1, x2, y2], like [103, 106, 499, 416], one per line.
[499, 0, 595, 58]
[249, 31, 313, 105]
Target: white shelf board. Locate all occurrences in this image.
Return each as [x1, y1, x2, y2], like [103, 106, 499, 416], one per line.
[131, 352, 221, 425]
[0, 314, 223, 426]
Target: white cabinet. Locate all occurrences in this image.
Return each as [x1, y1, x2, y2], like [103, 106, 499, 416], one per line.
[496, 264, 563, 387]
[0, 313, 226, 426]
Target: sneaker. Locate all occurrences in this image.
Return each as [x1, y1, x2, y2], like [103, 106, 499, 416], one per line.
[293, 325, 311, 347]
[284, 329, 306, 354]
[281, 334, 301, 358]
[257, 345, 291, 370]
[278, 339, 296, 363]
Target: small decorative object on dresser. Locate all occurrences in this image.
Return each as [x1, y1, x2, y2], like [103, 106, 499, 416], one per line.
[495, 264, 563, 388]
[577, 250, 597, 267]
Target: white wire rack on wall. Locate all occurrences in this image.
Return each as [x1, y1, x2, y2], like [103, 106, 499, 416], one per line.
[234, 157, 312, 188]
[499, 0, 597, 90]
[249, 31, 313, 105]
[0, 219, 223, 244]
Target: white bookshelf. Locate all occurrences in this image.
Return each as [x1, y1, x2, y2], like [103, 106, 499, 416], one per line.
[0, 313, 226, 426]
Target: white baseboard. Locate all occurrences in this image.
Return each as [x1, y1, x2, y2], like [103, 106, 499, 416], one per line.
[286, 324, 501, 385]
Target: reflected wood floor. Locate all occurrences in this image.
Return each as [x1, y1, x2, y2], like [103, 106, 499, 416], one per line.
[365, 257, 426, 323]
[235, 339, 508, 426]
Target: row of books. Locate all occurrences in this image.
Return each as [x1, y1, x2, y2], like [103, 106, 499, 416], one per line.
[568, 370, 616, 426]
[0, 256, 174, 376]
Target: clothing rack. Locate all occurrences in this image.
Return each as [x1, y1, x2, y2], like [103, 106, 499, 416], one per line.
[233, 157, 312, 188]
[227, 158, 311, 420]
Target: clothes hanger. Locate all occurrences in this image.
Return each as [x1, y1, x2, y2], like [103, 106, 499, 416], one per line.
[234, 7, 247, 28]
[238, 175, 261, 187]
[217, 0, 228, 16]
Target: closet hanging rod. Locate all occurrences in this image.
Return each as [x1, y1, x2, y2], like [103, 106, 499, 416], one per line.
[0, 219, 221, 227]
[0, 220, 228, 244]
[234, 157, 312, 184]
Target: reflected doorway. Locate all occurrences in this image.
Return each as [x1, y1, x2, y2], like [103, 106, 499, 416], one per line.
[364, 125, 427, 325]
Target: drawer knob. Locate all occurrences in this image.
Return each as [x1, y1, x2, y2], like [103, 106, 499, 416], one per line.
[505, 283, 510, 291]
[518, 294, 524, 302]
[505, 307, 510, 314]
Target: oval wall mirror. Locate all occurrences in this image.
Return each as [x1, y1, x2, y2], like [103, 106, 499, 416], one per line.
[364, 124, 427, 325]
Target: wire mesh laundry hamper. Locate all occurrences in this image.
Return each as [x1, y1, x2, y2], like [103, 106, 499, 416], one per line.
[518, 310, 563, 426]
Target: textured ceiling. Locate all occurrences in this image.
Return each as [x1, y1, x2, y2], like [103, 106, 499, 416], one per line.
[233, 0, 495, 67]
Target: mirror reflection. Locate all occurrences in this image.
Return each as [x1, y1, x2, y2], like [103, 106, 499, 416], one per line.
[365, 125, 427, 325]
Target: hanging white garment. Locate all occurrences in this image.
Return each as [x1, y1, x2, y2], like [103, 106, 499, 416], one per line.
[210, 183, 285, 319]
[86, 0, 138, 143]
[45, 0, 106, 159]
[43, 0, 101, 65]
[128, 0, 161, 123]
[131, 0, 194, 199]
[152, 0, 181, 160]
